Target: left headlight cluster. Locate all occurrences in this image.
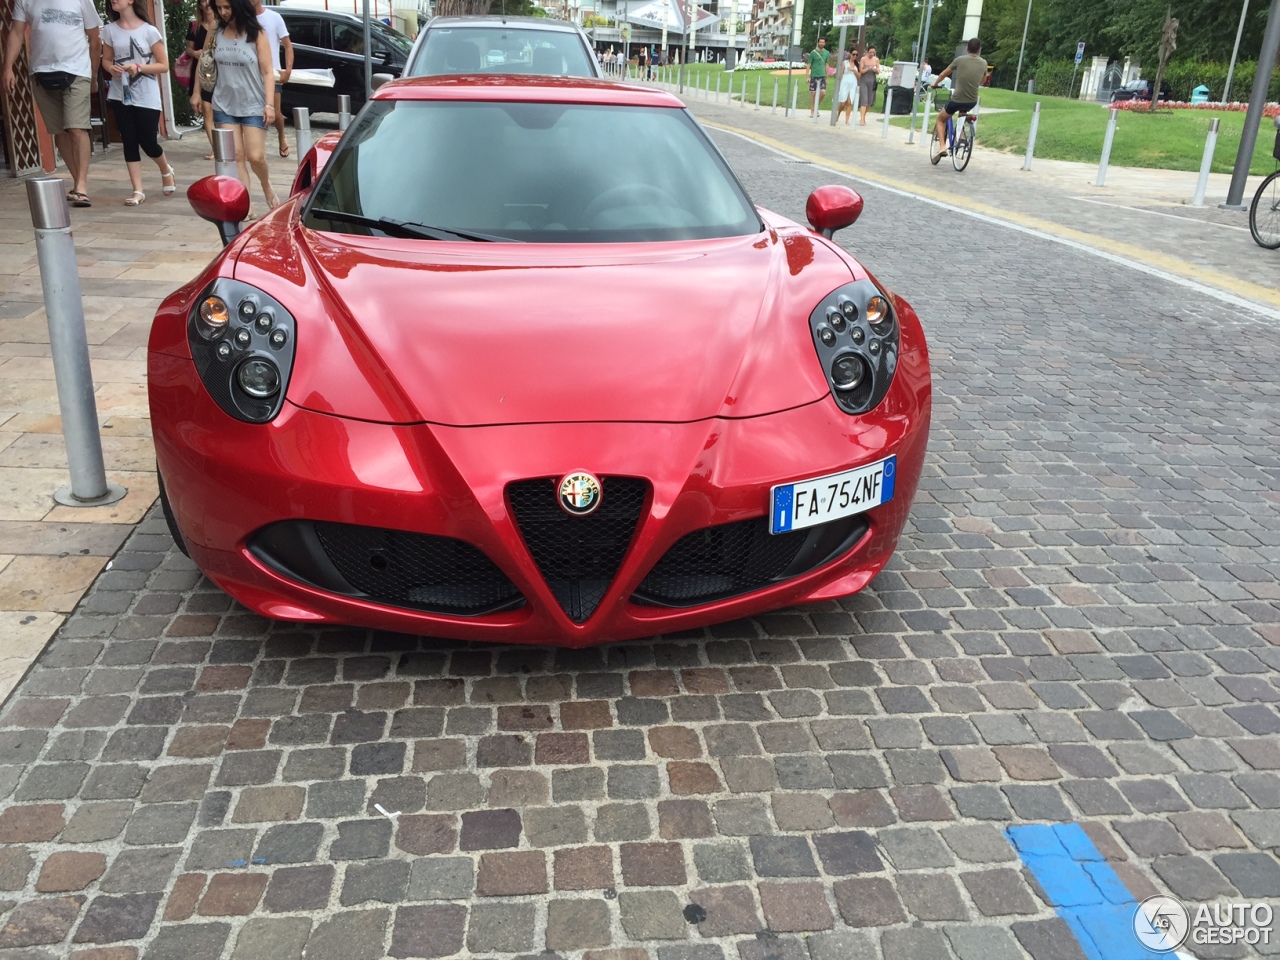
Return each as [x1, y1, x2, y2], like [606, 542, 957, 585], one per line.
[808, 279, 900, 415]
[188, 279, 297, 423]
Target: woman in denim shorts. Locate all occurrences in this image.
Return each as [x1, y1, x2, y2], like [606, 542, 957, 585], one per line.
[192, 0, 277, 211]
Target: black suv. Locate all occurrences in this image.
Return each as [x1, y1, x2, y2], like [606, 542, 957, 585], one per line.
[1110, 78, 1172, 102]
[277, 7, 412, 116]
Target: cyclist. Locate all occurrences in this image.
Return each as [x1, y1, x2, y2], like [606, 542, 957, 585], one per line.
[930, 37, 987, 161]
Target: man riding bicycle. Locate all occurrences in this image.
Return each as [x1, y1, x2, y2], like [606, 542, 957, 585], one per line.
[930, 37, 987, 161]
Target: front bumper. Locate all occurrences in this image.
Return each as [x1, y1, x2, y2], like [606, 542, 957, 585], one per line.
[150, 353, 929, 646]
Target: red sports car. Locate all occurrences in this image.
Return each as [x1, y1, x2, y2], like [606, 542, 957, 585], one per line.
[151, 76, 931, 647]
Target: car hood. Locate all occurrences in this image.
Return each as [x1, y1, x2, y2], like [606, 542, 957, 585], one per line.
[232, 215, 857, 426]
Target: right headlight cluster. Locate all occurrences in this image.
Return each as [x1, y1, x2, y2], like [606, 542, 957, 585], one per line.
[808, 279, 899, 415]
[188, 279, 297, 424]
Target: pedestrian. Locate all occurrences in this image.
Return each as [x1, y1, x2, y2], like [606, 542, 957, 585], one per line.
[637, 46, 646, 80]
[836, 46, 857, 125]
[806, 36, 828, 118]
[253, 0, 292, 158]
[191, 0, 277, 212]
[101, 0, 174, 205]
[2, 0, 101, 207]
[186, 0, 217, 159]
[857, 44, 879, 125]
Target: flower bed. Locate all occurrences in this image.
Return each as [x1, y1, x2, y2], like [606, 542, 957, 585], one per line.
[1111, 99, 1280, 118]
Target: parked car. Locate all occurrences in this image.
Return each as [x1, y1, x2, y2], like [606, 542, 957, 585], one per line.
[165, 75, 931, 645]
[404, 15, 601, 78]
[275, 7, 412, 116]
[1111, 78, 1172, 102]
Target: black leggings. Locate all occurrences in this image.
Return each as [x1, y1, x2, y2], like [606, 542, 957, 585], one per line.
[111, 102, 163, 164]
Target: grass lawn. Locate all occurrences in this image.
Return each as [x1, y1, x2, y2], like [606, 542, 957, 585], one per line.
[653, 64, 1277, 176]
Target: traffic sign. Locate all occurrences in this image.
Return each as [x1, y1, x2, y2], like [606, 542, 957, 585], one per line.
[1075, 41, 1085, 65]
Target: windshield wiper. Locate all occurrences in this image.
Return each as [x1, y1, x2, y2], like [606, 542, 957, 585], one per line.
[309, 208, 519, 243]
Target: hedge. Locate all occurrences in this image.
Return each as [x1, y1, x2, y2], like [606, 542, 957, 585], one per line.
[999, 56, 1280, 103]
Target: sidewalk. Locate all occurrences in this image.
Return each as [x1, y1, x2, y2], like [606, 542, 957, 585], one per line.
[0, 101, 1272, 703]
[0, 130, 298, 702]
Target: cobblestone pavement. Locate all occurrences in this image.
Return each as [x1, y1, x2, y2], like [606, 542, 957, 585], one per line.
[0, 127, 1278, 960]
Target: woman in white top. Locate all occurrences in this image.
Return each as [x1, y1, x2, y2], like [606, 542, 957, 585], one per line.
[836, 48, 858, 125]
[101, 0, 175, 206]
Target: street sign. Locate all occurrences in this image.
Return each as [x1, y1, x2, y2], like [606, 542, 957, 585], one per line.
[1075, 41, 1085, 65]
[833, 0, 865, 28]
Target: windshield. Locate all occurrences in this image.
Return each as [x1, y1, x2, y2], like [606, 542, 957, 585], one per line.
[408, 26, 596, 77]
[303, 100, 762, 243]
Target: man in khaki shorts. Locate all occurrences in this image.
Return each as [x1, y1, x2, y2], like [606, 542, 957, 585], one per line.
[2, 0, 102, 206]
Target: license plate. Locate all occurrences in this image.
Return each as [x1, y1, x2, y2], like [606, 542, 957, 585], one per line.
[769, 456, 896, 534]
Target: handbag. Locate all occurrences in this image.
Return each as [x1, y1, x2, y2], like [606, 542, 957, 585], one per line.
[34, 70, 77, 91]
[198, 31, 218, 93]
[174, 51, 194, 83]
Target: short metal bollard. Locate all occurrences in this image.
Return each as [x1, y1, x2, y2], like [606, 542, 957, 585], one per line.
[755, 76, 761, 109]
[25, 179, 126, 507]
[1022, 101, 1041, 170]
[771, 79, 778, 113]
[337, 94, 352, 131]
[212, 128, 236, 178]
[882, 88, 893, 138]
[789, 81, 798, 116]
[1192, 118, 1220, 207]
[1096, 105, 1118, 186]
[294, 107, 313, 163]
[715, 73, 721, 101]
[741, 72, 748, 106]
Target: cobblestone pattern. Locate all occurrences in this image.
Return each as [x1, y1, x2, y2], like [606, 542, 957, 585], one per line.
[0, 134, 1278, 960]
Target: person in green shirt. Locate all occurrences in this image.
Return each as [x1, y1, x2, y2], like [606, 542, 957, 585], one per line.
[930, 37, 988, 159]
[806, 37, 828, 117]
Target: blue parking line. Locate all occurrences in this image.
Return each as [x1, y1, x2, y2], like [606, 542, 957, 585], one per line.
[1006, 824, 1166, 960]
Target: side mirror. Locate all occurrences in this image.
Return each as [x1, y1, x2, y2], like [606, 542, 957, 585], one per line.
[806, 185, 864, 240]
[187, 175, 250, 246]
[371, 72, 394, 90]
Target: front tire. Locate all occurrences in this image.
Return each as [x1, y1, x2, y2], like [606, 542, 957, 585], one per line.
[158, 470, 190, 557]
[952, 123, 972, 172]
[1249, 170, 1280, 249]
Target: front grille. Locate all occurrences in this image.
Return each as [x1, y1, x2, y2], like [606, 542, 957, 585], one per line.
[249, 521, 523, 616]
[507, 477, 648, 623]
[633, 514, 869, 607]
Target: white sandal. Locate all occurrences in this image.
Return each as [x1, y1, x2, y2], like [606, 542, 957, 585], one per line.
[161, 166, 176, 196]
[124, 190, 146, 207]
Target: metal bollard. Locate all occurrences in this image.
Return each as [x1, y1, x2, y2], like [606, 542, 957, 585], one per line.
[882, 87, 893, 138]
[1096, 105, 1118, 186]
[294, 107, 312, 163]
[755, 76, 761, 109]
[25, 179, 126, 507]
[337, 94, 352, 131]
[1022, 101, 1041, 170]
[715, 73, 721, 101]
[789, 81, 798, 116]
[1192, 118, 1220, 207]
[212, 127, 236, 178]
[741, 72, 748, 106]
[771, 79, 778, 113]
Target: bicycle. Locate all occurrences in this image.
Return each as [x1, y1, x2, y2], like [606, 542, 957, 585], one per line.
[1248, 130, 1280, 249]
[930, 100, 977, 172]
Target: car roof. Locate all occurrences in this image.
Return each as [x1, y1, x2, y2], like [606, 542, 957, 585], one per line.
[372, 75, 683, 107]
[277, 6, 383, 23]
[422, 15, 584, 32]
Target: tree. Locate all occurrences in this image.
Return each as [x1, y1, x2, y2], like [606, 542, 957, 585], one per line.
[435, 0, 493, 15]
[1147, 9, 1176, 109]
